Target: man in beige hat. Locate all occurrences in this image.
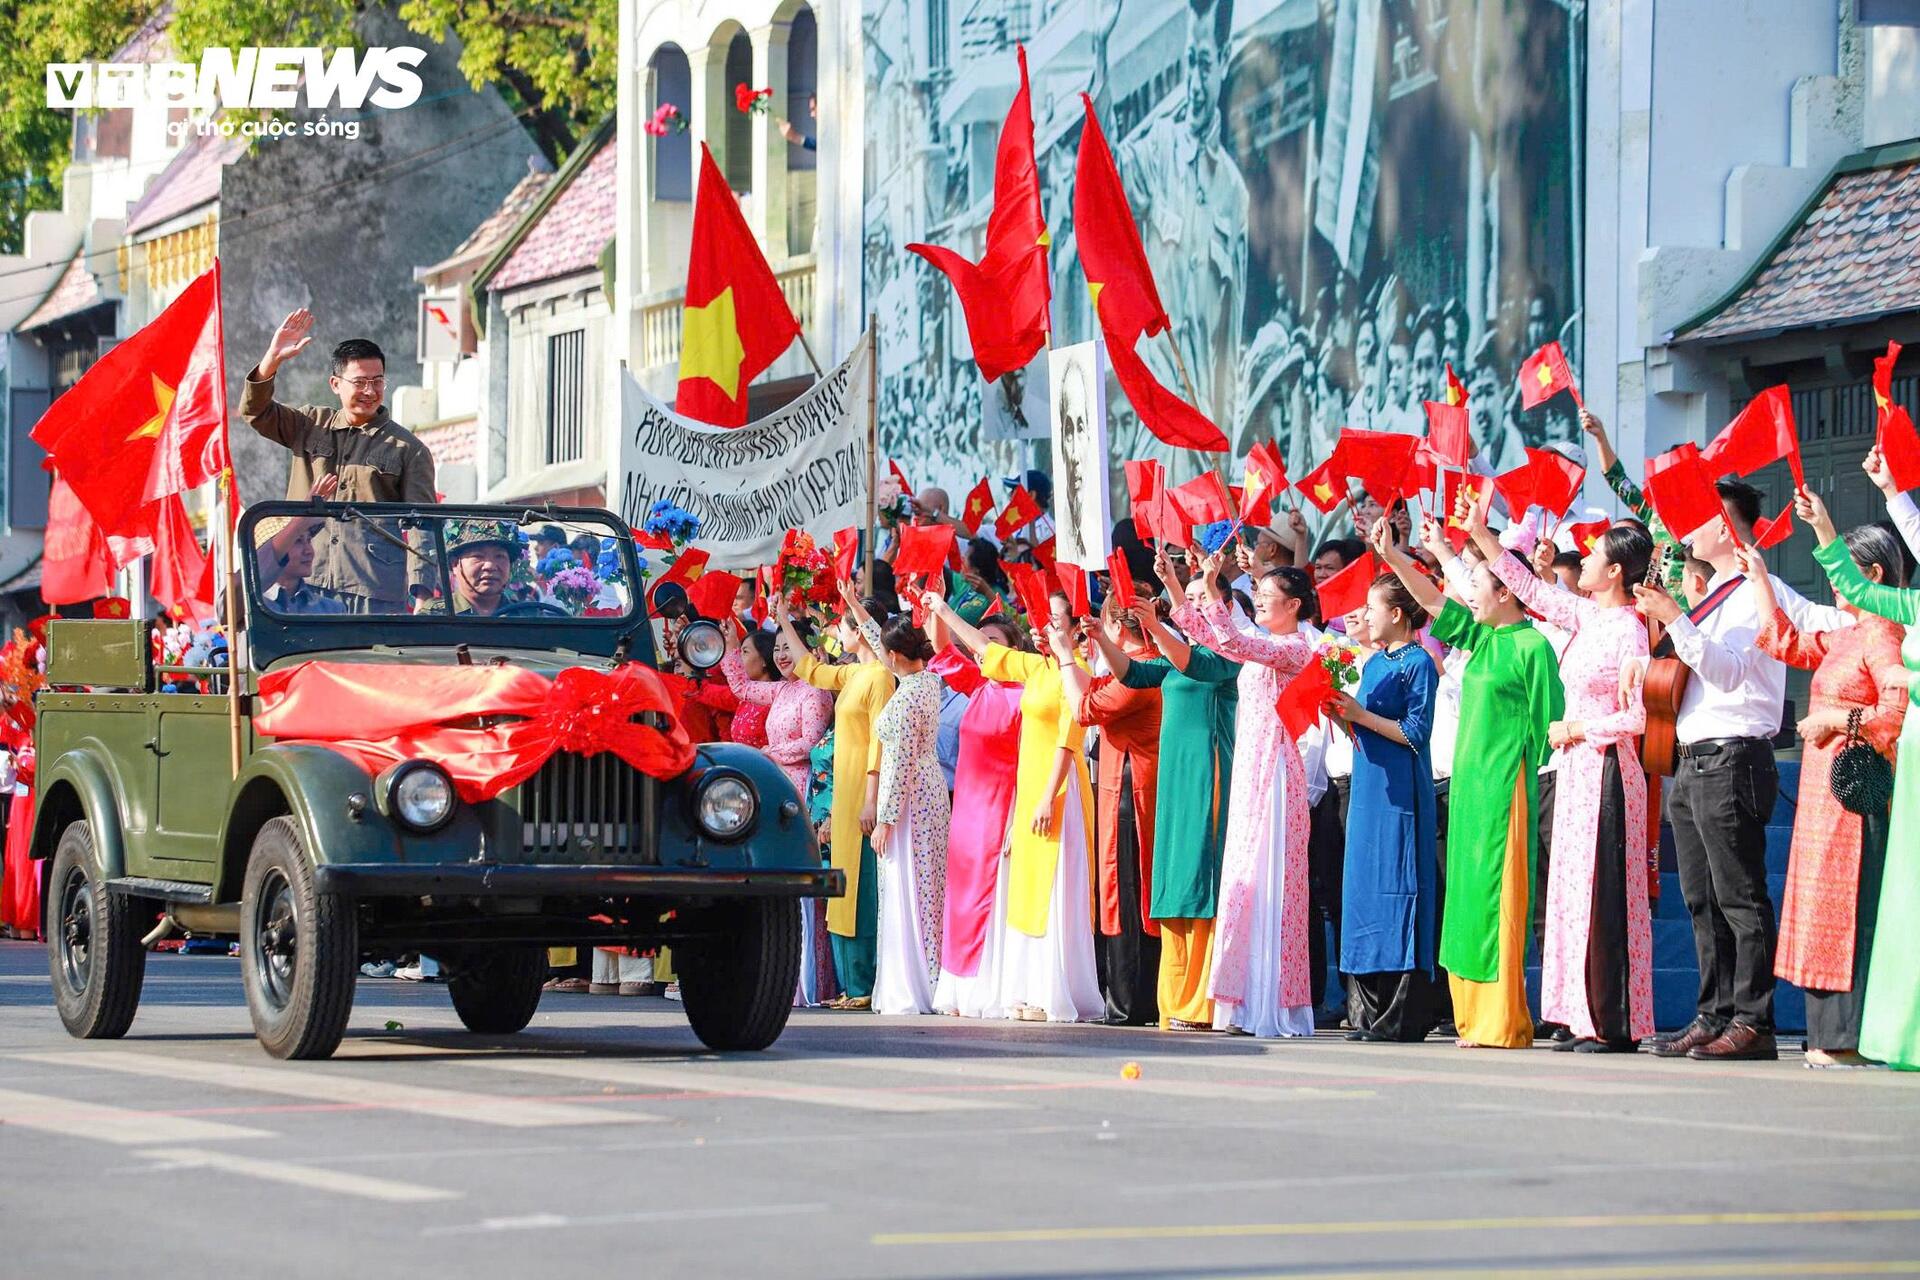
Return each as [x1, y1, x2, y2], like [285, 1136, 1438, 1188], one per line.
[253, 516, 346, 616]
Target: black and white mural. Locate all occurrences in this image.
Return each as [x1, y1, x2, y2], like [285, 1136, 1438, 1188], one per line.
[862, 0, 1585, 501]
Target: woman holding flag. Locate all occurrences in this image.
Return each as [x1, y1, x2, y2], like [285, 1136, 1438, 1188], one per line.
[922, 592, 1103, 1023]
[1380, 508, 1565, 1048]
[1326, 573, 1444, 1042]
[1095, 557, 1243, 1030]
[1176, 553, 1321, 1037]
[1463, 499, 1657, 1053]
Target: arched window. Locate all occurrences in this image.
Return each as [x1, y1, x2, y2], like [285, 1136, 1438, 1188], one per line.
[724, 31, 754, 193]
[786, 5, 817, 173]
[648, 44, 692, 202]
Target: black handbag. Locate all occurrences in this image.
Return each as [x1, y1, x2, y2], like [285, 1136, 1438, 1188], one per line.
[1830, 707, 1894, 816]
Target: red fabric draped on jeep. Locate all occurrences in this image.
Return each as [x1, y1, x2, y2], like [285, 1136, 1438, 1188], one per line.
[254, 662, 696, 802]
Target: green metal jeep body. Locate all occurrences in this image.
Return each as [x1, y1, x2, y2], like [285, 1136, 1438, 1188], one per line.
[35, 502, 838, 1058]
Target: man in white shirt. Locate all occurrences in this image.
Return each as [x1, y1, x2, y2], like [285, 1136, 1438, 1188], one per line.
[1630, 478, 1851, 1061]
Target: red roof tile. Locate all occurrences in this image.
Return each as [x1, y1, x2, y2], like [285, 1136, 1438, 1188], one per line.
[488, 136, 617, 293]
[1685, 157, 1920, 341]
[126, 130, 245, 236]
[19, 251, 105, 331]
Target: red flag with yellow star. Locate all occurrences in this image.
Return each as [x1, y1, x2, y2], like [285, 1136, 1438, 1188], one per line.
[1241, 439, 1288, 524]
[907, 46, 1051, 383]
[676, 145, 802, 427]
[1073, 96, 1228, 453]
[959, 477, 994, 536]
[1296, 456, 1348, 514]
[1517, 341, 1581, 410]
[31, 263, 229, 539]
[994, 485, 1043, 541]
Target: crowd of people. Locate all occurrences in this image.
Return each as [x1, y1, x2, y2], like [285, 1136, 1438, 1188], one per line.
[660, 411, 1920, 1070]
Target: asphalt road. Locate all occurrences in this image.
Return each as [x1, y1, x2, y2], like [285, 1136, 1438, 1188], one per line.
[2, 940, 1918, 1279]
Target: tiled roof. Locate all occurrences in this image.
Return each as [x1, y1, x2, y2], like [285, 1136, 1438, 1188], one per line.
[1682, 152, 1920, 341]
[487, 135, 616, 293]
[126, 130, 245, 236]
[18, 251, 106, 331]
[420, 168, 553, 281]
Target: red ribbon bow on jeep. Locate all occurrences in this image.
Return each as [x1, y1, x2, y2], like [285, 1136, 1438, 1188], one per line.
[254, 661, 695, 803]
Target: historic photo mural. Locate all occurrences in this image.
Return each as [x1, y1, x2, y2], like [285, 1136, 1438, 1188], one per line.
[862, 0, 1585, 500]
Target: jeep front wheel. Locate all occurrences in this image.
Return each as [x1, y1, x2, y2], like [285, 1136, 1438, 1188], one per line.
[445, 945, 545, 1034]
[47, 821, 147, 1039]
[678, 898, 799, 1051]
[241, 817, 356, 1059]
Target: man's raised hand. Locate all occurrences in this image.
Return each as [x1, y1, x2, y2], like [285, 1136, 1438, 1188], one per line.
[262, 309, 315, 378]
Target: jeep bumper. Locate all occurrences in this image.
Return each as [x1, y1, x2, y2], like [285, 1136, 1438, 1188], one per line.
[311, 864, 845, 899]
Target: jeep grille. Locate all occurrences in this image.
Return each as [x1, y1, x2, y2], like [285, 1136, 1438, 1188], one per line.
[517, 752, 657, 863]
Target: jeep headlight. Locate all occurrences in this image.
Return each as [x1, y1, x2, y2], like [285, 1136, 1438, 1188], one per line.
[679, 619, 725, 672]
[695, 771, 756, 841]
[387, 761, 456, 832]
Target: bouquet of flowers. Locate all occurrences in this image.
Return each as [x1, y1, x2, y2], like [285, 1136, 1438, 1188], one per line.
[774, 529, 836, 613]
[1197, 520, 1237, 555]
[1319, 638, 1362, 692]
[537, 548, 577, 579]
[734, 84, 774, 115]
[643, 102, 688, 136]
[0, 628, 46, 733]
[595, 536, 633, 584]
[644, 500, 702, 548]
[547, 565, 605, 613]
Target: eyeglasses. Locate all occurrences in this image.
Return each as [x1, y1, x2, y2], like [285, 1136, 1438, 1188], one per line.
[337, 375, 386, 390]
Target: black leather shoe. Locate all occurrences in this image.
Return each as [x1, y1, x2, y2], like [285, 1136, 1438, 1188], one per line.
[1653, 1018, 1723, 1058]
[1575, 1037, 1639, 1054]
[1689, 1021, 1778, 1061]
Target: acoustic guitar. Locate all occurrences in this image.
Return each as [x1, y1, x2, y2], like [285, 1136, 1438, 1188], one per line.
[1639, 542, 1687, 776]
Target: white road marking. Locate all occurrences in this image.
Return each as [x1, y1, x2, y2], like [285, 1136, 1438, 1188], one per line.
[420, 1202, 828, 1237]
[828, 1054, 1375, 1102]
[11, 1050, 659, 1128]
[459, 1056, 1012, 1113]
[135, 1147, 459, 1203]
[0, 1086, 271, 1145]
[1199, 1049, 1703, 1096]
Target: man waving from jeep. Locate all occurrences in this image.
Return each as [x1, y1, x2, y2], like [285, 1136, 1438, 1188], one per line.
[240, 309, 437, 613]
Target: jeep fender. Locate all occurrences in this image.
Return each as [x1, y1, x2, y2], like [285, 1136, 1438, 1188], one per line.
[661, 743, 819, 873]
[31, 749, 129, 879]
[214, 745, 400, 903]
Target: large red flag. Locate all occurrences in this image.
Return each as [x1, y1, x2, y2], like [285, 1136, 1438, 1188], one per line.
[907, 47, 1050, 383]
[1316, 551, 1381, 621]
[1643, 443, 1723, 542]
[1517, 341, 1581, 410]
[148, 493, 213, 623]
[1074, 97, 1227, 452]
[40, 472, 116, 605]
[1703, 385, 1801, 486]
[31, 264, 229, 539]
[1873, 341, 1920, 491]
[675, 145, 802, 426]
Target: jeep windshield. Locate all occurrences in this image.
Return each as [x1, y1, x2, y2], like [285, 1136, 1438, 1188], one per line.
[248, 507, 641, 622]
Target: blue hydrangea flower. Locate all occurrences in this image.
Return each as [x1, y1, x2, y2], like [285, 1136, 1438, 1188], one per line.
[1197, 520, 1235, 554]
[644, 500, 702, 543]
[538, 548, 576, 577]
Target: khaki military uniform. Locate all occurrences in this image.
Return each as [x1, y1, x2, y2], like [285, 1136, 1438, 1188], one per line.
[239, 366, 438, 609]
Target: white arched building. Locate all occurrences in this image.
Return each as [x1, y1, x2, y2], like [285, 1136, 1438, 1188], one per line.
[612, 0, 865, 424]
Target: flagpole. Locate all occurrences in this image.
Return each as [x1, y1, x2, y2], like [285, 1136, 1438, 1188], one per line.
[1160, 328, 1203, 412]
[863, 317, 878, 598]
[795, 330, 826, 380]
[220, 470, 242, 778]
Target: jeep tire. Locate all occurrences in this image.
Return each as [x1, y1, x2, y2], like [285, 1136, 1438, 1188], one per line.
[241, 817, 356, 1060]
[48, 821, 147, 1040]
[446, 945, 545, 1034]
[678, 898, 799, 1051]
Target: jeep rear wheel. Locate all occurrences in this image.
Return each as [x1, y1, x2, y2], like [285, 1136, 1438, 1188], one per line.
[47, 821, 147, 1040]
[678, 898, 799, 1051]
[241, 817, 356, 1060]
[445, 945, 545, 1034]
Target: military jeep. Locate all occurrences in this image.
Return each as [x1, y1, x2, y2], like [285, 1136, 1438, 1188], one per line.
[34, 501, 839, 1059]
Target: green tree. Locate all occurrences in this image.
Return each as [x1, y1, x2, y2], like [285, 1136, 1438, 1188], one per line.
[0, 0, 614, 252]
[0, 0, 150, 253]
